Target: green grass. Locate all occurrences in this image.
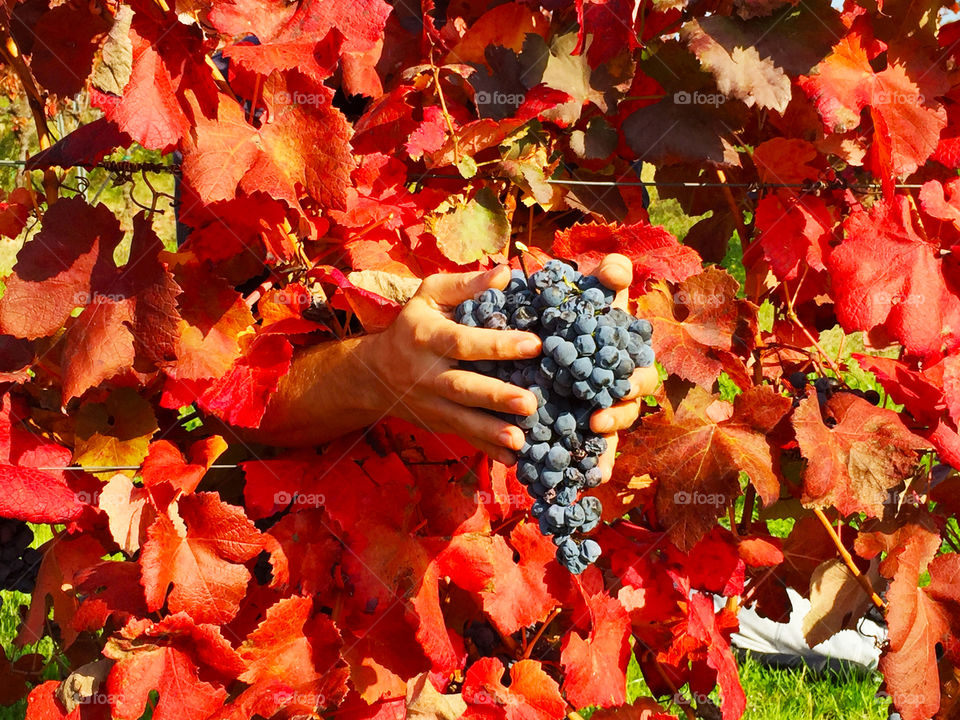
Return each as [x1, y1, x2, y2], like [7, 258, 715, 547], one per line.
[579, 648, 888, 720]
[734, 653, 889, 720]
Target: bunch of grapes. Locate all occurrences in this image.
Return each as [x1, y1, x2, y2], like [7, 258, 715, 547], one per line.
[455, 260, 655, 573]
[788, 373, 881, 412]
[0, 517, 41, 594]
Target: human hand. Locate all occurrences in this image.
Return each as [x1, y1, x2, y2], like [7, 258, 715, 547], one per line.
[363, 266, 541, 464]
[586, 254, 661, 481]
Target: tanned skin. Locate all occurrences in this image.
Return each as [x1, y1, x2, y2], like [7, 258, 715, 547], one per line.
[248, 254, 659, 480]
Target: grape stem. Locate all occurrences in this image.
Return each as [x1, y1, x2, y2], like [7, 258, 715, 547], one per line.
[737, 485, 756, 535]
[523, 607, 561, 659]
[649, 655, 696, 720]
[781, 276, 844, 379]
[715, 168, 750, 246]
[813, 508, 884, 609]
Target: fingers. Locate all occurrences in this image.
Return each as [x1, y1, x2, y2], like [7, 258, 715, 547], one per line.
[626, 365, 660, 400]
[434, 369, 538, 416]
[428, 397, 527, 452]
[419, 266, 512, 308]
[467, 438, 518, 466]
[591, 399, 641, 435]
[593, 254, 632, 295]
[428, 322, 542, 361]
[590, 366, 658, 434]
[595, 432, 618, 483]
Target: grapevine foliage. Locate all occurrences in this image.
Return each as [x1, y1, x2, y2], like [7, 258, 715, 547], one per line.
[0, 0, 958, 719]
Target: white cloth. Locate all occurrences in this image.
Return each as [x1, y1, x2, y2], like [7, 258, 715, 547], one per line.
[715, 588, 886, 671]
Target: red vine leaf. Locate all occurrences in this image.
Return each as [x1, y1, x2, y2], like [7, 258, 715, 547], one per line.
[462, 657, 566, 720]
[877, 525, 953, 720]
[140, 492, 266, 624]
[799, 31, 946, 180]
[104, 614, 244, 720]
[0, 394, 85, 523]
[561, 570, 632, 708]
[830, 194, 960, 357]
[629, 386, 790, 550]
[553, 221, 702, 293]
[792, 388, 932, 518]
[0, 197, 122, 340]
[633, 268, 756, 389]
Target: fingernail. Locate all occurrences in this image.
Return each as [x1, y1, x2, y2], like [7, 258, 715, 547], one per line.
[516, 338, 540, 355]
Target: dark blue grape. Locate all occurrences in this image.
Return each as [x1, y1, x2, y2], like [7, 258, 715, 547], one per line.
[540, 357, 558, 379]
[529, 385, 547, 406]
[630, 317, 653, 342]
[541, 285, 565, 306]
[582, 287, 605, 306]
[585, 436, 607, 455]
[574, 314, 598, 335]
[543, 335, 563, 356]
[570, 357, 593, 380]
[479, 288, 506, 307]
[516, 412, 539, 429]
[517, 462, 538, 484]
[530, 423, 551, 442]
[594, 388, 614, 408]
[590, 367, 614, 388]
[632, 344, 655, 367]
[572, 381, 594, 400]
[557, 538, 579, 563]
[580, 539, 601, 564]
[512, 306, 538, 330]
[553, 341, 577, 367]
[574, 334, 596, 356]
[597, 344, 619, 368]
[579, 455, 598, 472]
[540, 306, 561, 330]
[529, 442, 550, 463]
[546, 504, 566, 529]
[596, 325, 617, 347]
[545, 445, 570, 470]
[456, 299, 476, 320]
[554, 412, 576, 436]
[611, 378, 632, 400]
[614, 355, 635, 378]
[541, 469, 563, 489]
[564, 503, 586, 528]
[476, 301, 496, 323]
[538, 402, 558, 425]
[584, 467, 603, 488]
[538, 514, 554, 535]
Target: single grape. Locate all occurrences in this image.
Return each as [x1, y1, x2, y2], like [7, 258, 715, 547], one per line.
[545, 445, 570, 471]
[580, 539, 602, 564]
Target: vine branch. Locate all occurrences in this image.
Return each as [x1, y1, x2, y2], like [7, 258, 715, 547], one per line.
[813, 508, 885, 610]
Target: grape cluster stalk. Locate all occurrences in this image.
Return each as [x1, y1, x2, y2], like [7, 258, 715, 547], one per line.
[455, 260, 655, 573]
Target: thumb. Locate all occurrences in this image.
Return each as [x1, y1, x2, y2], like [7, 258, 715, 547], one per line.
[593, 253, 633, 292]
[418, 265, 511, 307]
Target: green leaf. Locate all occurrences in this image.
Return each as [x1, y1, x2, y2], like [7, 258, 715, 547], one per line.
[427, 187, 510, 265]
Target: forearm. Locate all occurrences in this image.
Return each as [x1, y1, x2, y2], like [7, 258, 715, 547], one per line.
[245, 335, 386, 447]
